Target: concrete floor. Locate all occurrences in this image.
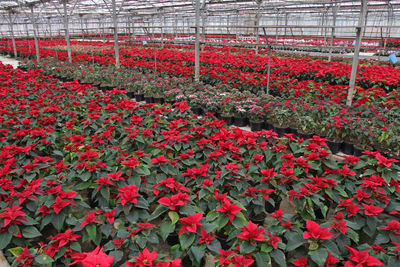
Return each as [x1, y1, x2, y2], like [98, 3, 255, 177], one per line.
[0, 56, 19, 69]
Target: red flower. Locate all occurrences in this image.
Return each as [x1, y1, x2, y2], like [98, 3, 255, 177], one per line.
[216, 199, 242, 222]
[80, 211, 102, 227]
[150, 155, 170, 164]
[344, 246, 384, 266]
[94, 176, 112, 190]
[121, 157, 140, 168]
[158, 192, 190, 211]
[70, 246, 113, 267]
[0, 206, 26, 227]
[266, 232, 280, 249]
[303, 220, 333, 240]
[325, 253, 340, 267]
[127, 248, 157, 266]
[117, 184, 140, 205]
[237, 221, 265, 242]
[199, 228, 215, 245]
[376, 153, 398, 168]
[260, 168, 277, 182]
[51, 196, 72, 214]
[178, 212, 203, 235]
[293, 256, 309, 267]
[363, 203, 384, 216]
[380, 220, 400, 232]
[103, 209, 116, 224]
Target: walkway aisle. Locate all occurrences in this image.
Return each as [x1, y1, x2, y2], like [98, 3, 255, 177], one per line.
[0, 56, 20, 69]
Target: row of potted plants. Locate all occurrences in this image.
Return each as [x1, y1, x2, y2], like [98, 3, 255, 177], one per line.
[20, 57, 400, 161]
[1, 63, 400, 267]
[1, 38, 400, 92]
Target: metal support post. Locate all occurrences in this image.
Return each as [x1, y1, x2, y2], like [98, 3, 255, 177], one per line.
[111, 0, 120, 68]
[328, 4, 339, 61]
[8, 12, 17, 57]
[194, 0, 200, 82]
[63, 0, 72, 63]
[30, 5, 40, 62]
[346, 0, 367, 106]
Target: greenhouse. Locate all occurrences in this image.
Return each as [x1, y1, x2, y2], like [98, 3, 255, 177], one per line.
[0, 0, 400, 266]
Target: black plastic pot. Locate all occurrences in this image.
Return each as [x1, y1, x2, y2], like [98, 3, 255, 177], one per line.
[265, 194, 282, 213]
[298, 132, 314, 140]
[265, 121, 274, 130]
[216, 233, 230, 250]
[250, 121, 264, 131]
[353, 146, 363, 156]
[126, 92, 135, 98]
[135, 94, 144, 102]
[249, 213, 266, 226]
[144, 96, 153, 103]
[289, 127, 298, 136]
[327, 140, 342, 154]
[153, 97, 164, 104]
[234, 116, 248, 127]
[166, 100, 176, 105]
[166, 233, 179, 246]
[221, 115, 234, 125]
[274, 126, 289, 137]
[341, 141, 354, 155]
[191, 107, 203, 116]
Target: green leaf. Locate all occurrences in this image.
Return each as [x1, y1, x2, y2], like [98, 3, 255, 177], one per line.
[207, 239, 222, 254]
[179, 233, 196, 250]
[135, 198, 149, 209]
[240, 241, 256, 254]
[216, 214, 229, 230]
[51, 213, 66, 231]
[255, 252, 271, 267]
[160, 221, 175, 241]
[100, 187, 110, 200]
[35, 254, 54, 265]
[190, 246, 205, 263]
[285, 231, 305, 251]
[309, 248, 328, 266]
[168, 211, 180, 225]
[53, 150, 64, 157]
[206, 210, 219, 222]
[232, 213, 246, 228]
[86, 224, 97, 242]
[8, 247, 23, 257]
[0, 232, 12, 250]
[136, 166, 150, 176]
[22, 226, 42, 238]
[324, 158, 339, 170]
[80, 172, 91, 181]
[271, 249, 287, 267]
[149, 205, 168, 221]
